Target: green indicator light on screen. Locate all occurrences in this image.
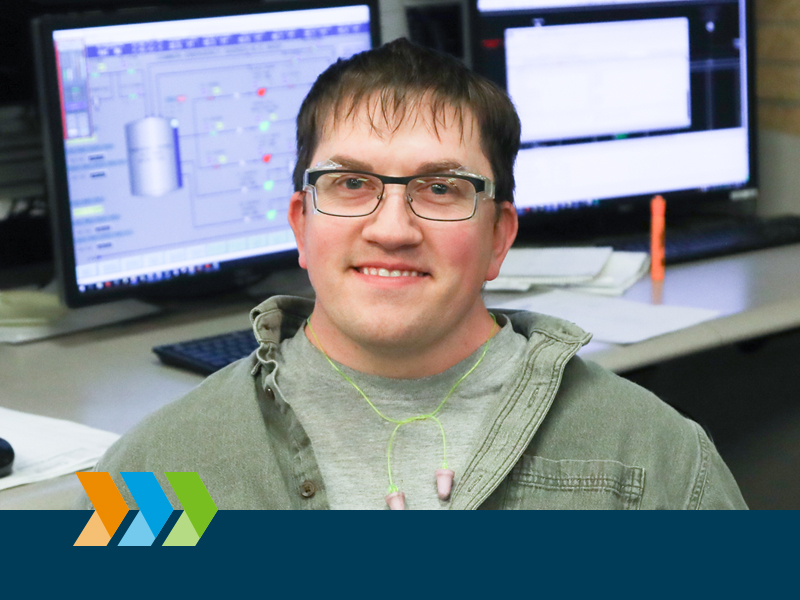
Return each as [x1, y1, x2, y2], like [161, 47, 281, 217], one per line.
[73, 205, 104, 217]
[267, 210, 277, 220]
[213, 86, 221, 95]
[263, 181, 274, 191]
[259, 121, 270, 132]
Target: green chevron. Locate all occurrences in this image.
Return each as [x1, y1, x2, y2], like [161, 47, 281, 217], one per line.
[162, 472, 217, 546]
[163, 512, 200, 546]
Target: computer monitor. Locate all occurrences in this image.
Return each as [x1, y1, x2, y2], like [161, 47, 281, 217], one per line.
[33, 1, 379, 308]
[471, 0, 757, 239]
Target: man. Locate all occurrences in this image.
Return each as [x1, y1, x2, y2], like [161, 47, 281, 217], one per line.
[90, 39, 746, 509]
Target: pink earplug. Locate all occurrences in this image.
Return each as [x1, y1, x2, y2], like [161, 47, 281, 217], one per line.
[385, 491, 406, 510]
[435, 468, 455, 500]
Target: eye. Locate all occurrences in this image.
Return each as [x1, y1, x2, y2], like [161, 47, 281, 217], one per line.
[416, 178, 459, 196]
[343, 177, 367, 190]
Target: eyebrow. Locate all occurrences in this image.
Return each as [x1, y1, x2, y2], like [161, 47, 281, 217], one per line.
[328, 155, 463, 175]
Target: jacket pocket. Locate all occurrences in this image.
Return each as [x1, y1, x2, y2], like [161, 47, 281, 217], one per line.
[503, 455, 645, 510]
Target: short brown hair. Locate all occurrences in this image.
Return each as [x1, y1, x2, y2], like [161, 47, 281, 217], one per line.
[293, 38, 521, 205]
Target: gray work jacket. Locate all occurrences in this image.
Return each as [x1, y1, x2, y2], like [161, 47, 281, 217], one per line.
[92, 295, 747, 509]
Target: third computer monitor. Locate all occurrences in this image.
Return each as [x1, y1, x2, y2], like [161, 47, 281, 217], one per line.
[473, 0, 756, 214]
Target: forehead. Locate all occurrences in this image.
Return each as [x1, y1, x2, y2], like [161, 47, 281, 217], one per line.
[312, 98, 489, 174]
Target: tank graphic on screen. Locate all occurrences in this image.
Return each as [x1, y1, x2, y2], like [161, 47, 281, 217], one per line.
[125, 116, 182, 197]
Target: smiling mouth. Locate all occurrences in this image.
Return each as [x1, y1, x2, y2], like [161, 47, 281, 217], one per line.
[355, 267, 429, 278]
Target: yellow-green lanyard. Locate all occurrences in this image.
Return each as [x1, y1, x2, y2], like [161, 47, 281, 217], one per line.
[306, 314, 496, 497]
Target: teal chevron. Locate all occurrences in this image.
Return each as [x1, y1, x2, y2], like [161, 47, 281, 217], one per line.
[119, 512, 157, 546]
[119, 472, 173, 546]
[163, 472, 217, 546]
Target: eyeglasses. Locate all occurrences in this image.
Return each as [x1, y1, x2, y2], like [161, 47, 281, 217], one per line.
[303, 160, 496, 222]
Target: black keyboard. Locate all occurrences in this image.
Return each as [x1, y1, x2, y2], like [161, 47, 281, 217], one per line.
[153, 328, 258, 375]
[608, 215, 800, 264]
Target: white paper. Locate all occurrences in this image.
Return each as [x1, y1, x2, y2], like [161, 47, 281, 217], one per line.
[492, 289, 720, 344]
[486, 247, 613, 291]
[0, 407, 119, 491]
[567, 251, 650, 296]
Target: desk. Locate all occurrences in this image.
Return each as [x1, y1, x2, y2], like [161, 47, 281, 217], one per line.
[574, 243, 800, 371]
[3, 244, 800, 508]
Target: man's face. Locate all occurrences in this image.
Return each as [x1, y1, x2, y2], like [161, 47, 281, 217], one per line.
[288, 104, 517, 360]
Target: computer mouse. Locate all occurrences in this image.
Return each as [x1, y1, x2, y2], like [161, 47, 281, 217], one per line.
[0, 437, 14, 478]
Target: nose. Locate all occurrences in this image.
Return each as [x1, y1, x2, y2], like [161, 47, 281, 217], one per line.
[361, 183, 424, 249]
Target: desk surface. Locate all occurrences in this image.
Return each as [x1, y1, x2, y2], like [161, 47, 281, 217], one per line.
[572, 243, 800, 371]
[2, 244, 800, 507]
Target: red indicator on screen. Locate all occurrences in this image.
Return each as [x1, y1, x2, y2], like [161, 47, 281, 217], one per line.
[482, 39, 502, 49]
[262, 154, 272, 163]
[257, 87, 267, 97]
[177, 95, 187, 102]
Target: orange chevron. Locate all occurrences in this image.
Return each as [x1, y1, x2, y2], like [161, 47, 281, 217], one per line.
[75, 512, 113, 546]
[75, 472, 129, 546]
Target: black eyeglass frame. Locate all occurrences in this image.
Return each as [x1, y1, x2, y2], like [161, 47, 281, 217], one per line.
[302, 162, 496, 222]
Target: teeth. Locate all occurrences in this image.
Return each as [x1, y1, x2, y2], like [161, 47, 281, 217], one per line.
[359, 268, 424, 277]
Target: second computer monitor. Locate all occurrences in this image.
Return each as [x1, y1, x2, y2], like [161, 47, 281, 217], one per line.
[472, 0, 756, 214]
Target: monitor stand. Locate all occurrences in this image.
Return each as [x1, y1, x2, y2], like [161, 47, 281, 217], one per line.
[0, 287, 161, 344]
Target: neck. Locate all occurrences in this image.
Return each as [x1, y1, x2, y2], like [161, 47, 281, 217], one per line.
[305, 308, 499, 379]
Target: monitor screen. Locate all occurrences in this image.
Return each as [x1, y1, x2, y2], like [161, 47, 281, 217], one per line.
[34, 1, 378, 307]
[472, 0, 757, 216]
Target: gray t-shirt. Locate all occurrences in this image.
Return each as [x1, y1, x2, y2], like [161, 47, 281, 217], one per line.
[276, 315, 527, 509]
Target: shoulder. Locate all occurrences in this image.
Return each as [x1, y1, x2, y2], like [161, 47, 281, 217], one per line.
[105, 354, 263, 456]
[552, 356, 686, 434]
[526, 356, 746, 509]
[93, 355, 277, 509]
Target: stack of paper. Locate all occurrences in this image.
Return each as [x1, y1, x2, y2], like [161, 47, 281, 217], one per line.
[485, 247, 649, 295]
[568, 251, 650, 296]
[0, 407, 120, 491]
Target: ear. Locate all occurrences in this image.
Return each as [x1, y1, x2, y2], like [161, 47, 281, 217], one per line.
[486, 202, 518, 281]
[288, 190, 309, 269]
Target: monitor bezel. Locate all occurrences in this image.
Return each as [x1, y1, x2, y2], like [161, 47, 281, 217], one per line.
[469, 0, 759, 235]
[33, 0, 380, 308]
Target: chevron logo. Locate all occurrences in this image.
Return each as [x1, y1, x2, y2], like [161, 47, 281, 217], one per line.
[74, 472, 217, 547]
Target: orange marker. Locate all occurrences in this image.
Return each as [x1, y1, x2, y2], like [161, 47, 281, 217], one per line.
[650, 195, 666, 282]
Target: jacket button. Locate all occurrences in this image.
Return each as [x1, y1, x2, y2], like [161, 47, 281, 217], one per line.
[299, 480, 316, 498]
[264, 386, 275, 401]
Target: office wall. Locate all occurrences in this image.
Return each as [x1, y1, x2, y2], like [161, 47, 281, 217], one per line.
[380, 0, 469, 44]
[380, 0, 410, 41]
[756, 0, 800, 216]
